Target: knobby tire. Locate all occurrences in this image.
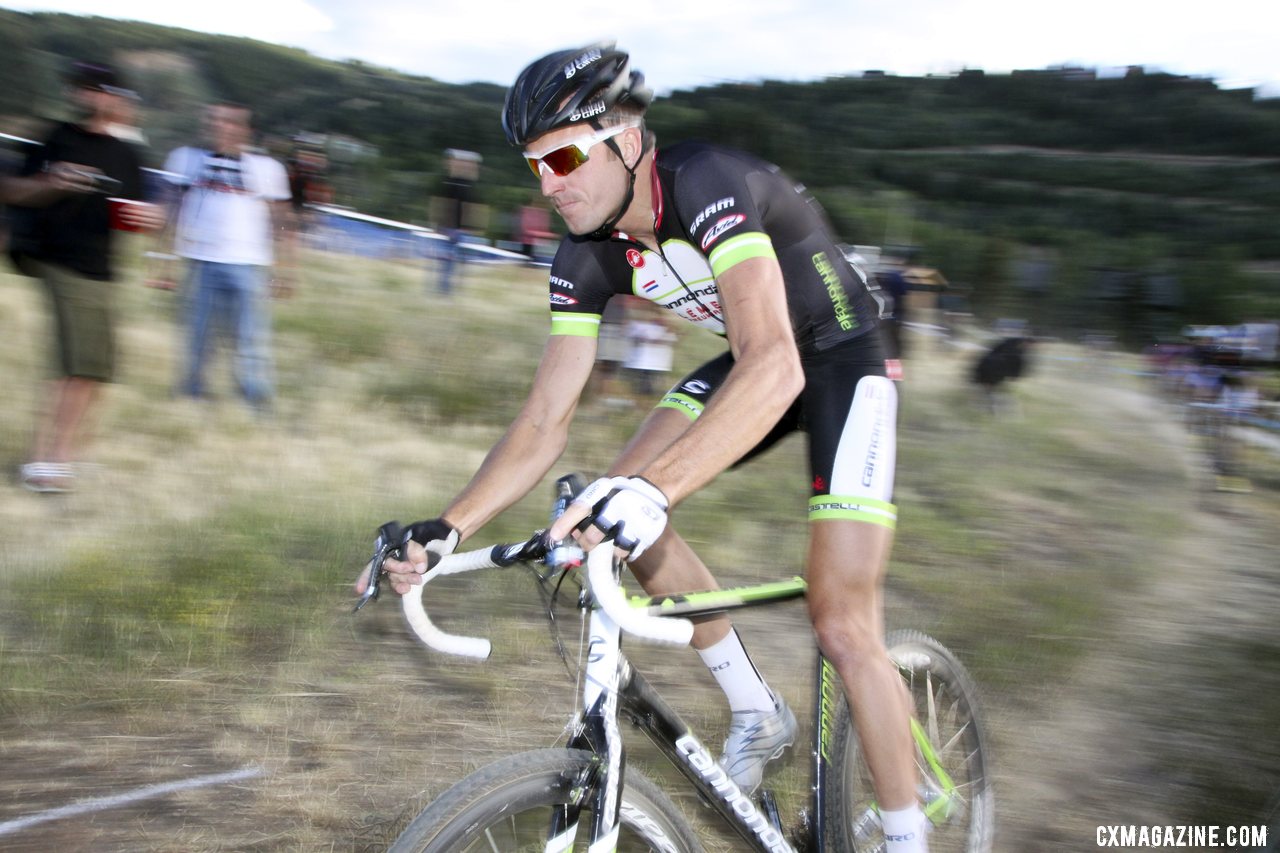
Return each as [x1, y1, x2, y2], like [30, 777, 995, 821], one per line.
[389, 748, 703, 852]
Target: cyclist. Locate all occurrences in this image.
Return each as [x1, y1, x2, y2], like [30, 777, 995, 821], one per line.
[359, 43, 928, 852]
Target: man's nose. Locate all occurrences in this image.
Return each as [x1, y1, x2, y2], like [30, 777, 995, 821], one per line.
[538, 164, 563, 197]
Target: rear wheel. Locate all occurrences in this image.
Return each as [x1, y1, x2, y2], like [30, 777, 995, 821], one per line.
[825, 630, 994, 853]
[390, 748, 703, 852]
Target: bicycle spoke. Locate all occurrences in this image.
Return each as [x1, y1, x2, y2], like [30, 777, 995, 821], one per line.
[833, 632, 993, 852]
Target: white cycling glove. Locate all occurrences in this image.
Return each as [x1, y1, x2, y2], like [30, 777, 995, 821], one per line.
[576, 476, 669, 559]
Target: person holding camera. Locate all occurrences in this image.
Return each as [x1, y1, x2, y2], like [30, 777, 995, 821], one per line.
[5, 60, 162, 493]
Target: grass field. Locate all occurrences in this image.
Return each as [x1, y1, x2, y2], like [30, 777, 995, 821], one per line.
[1, 240, 1277, 850]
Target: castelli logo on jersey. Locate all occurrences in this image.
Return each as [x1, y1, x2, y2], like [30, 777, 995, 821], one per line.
[549, 293, 578, 306]
[700, 214, 746, 250]
[626, 249, 645, 268]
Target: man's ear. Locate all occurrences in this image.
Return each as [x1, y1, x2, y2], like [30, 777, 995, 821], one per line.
[620, 126, 644, 170]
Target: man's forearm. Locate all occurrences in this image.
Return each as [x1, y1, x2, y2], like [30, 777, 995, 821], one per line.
[642, 347, 802, 505]
[443, 416, 569, 539]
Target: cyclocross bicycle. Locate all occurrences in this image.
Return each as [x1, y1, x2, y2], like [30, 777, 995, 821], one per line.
[357, 475, 994, 852]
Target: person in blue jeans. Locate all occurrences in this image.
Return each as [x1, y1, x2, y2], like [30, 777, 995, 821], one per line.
[431, 149, 481, 295]
[155, 102, 296, 409]
[180, 261, 274, 403]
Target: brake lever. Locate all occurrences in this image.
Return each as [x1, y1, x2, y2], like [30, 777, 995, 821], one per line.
[353, 521, 405, 613]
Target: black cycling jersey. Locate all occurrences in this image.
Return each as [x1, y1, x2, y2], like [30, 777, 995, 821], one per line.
[546, 141, 879, 356]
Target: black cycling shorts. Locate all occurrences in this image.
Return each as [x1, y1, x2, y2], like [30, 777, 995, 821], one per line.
[655, 333, 897, 529]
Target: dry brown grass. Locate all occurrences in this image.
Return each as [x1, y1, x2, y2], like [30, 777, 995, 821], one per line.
[1, 241, 1278, 850]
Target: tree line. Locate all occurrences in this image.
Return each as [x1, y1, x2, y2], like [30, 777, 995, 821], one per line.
[3, 10, 1279, 341]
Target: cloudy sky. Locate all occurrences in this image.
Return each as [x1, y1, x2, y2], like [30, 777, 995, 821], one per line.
[4, 0, 1279, 96]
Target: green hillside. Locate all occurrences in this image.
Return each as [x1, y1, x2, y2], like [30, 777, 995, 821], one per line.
[3, 10, 1279, 339]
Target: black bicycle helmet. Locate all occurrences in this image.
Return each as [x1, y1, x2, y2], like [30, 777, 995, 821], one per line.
[502, 42, 653, 147]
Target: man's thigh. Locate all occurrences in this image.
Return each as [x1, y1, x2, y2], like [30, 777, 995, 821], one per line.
[35, 260, 115, 381]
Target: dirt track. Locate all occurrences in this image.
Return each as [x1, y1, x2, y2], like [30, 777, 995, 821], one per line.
[993, 400, 1280, 848]
[1, 368, 1277, 852]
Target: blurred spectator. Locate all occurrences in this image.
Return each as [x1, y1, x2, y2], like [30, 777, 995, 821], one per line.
[154, 102, 296, 412]
[1208, 371, 1259, 492]
[430, 148, 483, 295]
[585, 295, 632, 404]
[624, 300, 677, 400]
[875, 256, 908, 360]
[5, 61, 163, 493]
[971, 335, 1034, 413]
[286, 135, 331, 243]
[516, 194, 555, 262]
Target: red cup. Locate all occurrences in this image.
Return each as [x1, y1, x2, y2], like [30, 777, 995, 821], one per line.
[107, 197, 147, 232]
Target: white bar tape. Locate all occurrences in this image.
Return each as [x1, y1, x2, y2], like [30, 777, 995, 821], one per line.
[400, 547, 500, 659]
[586, 544, 694, 647]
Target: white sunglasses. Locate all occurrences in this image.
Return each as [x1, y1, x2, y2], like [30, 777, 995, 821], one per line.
[523, 123, 636, 178]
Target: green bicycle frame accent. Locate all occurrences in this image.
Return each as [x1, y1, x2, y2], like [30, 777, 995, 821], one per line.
[629, 577, 808, 616]
[626, 574, 961, 835]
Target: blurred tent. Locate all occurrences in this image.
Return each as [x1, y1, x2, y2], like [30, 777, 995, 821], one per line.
[902, 266, 948, 291]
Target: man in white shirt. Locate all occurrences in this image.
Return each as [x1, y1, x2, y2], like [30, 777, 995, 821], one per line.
[159, 102, 295, 409]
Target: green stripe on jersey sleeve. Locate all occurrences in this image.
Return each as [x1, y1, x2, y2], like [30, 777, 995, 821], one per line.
[550, 313, 602, 337]
[707, 232, 776, 277]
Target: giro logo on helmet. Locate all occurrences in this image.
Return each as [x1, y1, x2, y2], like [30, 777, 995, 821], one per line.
[569, 101, 607, 122]
[564, 48, 603, 79]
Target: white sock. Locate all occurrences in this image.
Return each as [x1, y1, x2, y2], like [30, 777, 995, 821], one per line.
[881, 804, 928, 853]
[697, 629, 774, 712]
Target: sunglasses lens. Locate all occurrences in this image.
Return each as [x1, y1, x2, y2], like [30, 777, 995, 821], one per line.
[527, 143, 590, 178]
[543, 145, 588, 176]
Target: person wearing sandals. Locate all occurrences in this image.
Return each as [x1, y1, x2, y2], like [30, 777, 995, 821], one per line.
[5, 61, 162, 493]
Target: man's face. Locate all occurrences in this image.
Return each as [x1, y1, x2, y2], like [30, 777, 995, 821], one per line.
[525, 124, 635, 236]
[206, 105, 251, 153]
[69, 86, 116, 123]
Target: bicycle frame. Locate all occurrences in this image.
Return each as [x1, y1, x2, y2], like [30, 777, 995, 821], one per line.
[559, 573, 955, 852]
[569, 597, 796, 852]
[385, 535, 963, 851]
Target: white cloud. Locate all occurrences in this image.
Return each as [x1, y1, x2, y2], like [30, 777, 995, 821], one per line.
[4, 0, 1279, 94]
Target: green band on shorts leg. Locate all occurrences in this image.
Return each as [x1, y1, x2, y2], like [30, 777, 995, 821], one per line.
[808, 495, 897, 529]
[655, 392, 703, 421]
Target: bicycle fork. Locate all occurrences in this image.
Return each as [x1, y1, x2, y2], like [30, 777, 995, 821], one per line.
[545, 606, 628, 853]
[551, 600, 798, 853]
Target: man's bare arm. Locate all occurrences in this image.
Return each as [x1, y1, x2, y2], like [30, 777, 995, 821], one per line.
[640, 255, 804, 505]
[442, 332, 599, 538]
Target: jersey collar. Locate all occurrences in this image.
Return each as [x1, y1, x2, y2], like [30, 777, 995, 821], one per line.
[650, 149, 664, 231]
[608, 148, 664, 242]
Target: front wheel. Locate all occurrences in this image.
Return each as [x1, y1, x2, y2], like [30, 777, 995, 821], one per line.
[389, 748, 703, 852]
[825, 630, 995, 853]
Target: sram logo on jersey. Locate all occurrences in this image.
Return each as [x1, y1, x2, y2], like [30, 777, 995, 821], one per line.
[549, 293, 578, 306]
[688, 197, 736, 236]
[700, 214, 746, 250]
[550, 275, 576, 291]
